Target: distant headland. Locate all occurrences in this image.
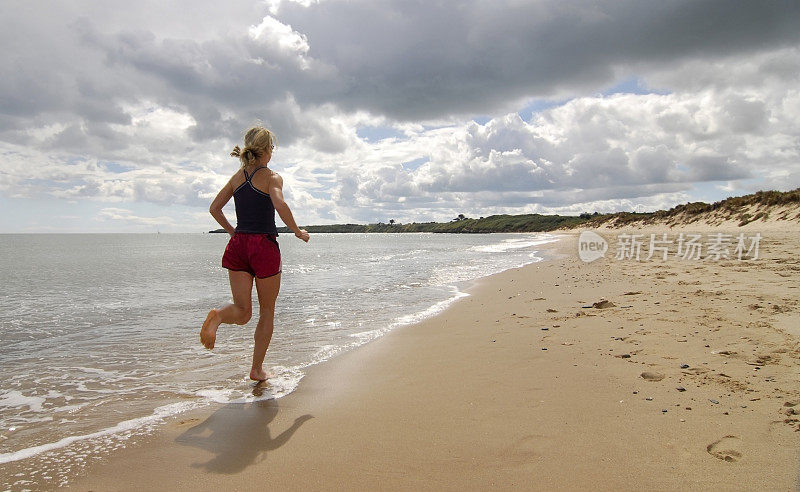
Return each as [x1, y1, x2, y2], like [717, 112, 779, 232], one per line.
[208, 188, 800, 234]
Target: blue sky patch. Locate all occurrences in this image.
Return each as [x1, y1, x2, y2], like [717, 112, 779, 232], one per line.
[402, 157, 430, 172]
[101, 161, 134, 173]
[65, 156, 88, 165]
[689, 181, 755, 204]
[357, 126, 406, 143]
[602, 76, 671, 97]
[518, 99, 570, 122]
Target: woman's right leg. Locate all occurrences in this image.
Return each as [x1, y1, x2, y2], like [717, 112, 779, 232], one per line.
[200, 270, 254, 349]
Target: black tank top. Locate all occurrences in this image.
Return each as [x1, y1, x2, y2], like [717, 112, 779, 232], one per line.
[233, 166, 278, 235]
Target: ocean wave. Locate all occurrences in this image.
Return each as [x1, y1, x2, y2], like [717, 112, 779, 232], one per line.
[195, 366, 303, 404]
[0, 390, 47, 413]
[469, 234, 561, 253]
[392, 287, 470, 327]
[0, 400, 203, 465]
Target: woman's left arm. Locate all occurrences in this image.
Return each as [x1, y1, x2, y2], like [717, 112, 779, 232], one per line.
[269, 174, 309, 242]
[209, 181, 235, 235]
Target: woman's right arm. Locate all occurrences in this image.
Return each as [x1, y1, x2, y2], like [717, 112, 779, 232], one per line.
[209, 181, 236, 235]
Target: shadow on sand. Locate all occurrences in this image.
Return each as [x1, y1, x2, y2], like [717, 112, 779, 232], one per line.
[175, 384, 313, 474]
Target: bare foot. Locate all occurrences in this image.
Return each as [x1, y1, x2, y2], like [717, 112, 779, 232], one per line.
[200, 309, 221, 349]
[249, 368, 274, 382]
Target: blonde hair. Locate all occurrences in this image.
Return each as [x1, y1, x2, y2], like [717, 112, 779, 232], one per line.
[230, 126, 277, 168]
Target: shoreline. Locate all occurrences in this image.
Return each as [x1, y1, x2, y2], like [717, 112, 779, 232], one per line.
[58, 230, 800, 488]
[1, 233, 560, 488]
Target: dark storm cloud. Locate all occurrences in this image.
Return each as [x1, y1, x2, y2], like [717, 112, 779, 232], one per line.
[4, 0, 798, 147]
[278, 0, 800, 119]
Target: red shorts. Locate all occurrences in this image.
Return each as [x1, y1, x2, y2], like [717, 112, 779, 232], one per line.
[222, 233, 281, 278]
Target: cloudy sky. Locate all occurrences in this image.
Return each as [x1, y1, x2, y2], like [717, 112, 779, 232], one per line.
[1, 0, 799, 232]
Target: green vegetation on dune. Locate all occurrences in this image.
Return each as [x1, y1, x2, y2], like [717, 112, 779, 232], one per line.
[208, 188, 800, 233]
[580, 187, 800, 228]
[209, 213, 591, 234]
[277, 213, 589, 233]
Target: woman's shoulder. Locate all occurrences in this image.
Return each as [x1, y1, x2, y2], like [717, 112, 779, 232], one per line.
[245, 167, 280, 191]
[269, 171, 283, 186]
[228, 168, 246, 188]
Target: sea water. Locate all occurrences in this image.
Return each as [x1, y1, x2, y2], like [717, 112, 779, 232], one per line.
[0, 232, 559, 488]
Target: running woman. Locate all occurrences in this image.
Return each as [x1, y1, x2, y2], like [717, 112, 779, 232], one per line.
[201, 126, 310, 382]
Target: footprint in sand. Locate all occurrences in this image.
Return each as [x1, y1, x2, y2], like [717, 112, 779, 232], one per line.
[497, 435, 541, 467]
[174, 418, 200, 428]
[640, 371, 665, 382]
[707, 435, 742, 462]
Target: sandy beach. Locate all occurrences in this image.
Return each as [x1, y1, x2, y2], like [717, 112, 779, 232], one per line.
[70, 227, 799, 490]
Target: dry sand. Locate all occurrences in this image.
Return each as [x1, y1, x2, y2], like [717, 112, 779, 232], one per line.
[72, 226, 799, 490]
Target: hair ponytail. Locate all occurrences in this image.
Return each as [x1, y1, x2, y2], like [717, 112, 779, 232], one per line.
[241, 146, 259, 167]
[230, 126, 276, 168]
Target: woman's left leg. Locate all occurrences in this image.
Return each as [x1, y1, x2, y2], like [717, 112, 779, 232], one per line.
[250, 273, 281, 381]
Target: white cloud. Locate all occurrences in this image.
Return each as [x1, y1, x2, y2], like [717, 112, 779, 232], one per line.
[249, 16, 310, 62]
[96, 207, 175, 227]
[303, 80, 799, 222]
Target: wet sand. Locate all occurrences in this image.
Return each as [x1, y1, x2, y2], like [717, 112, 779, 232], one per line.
[72, 228, 799, 490]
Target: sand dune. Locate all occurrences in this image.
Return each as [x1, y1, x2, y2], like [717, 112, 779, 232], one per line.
[578, 188, 800, 233]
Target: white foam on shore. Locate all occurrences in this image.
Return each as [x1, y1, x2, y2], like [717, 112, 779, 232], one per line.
[0, 400, 202, 465]
[0, 367, 307, 468]
[392, 288, 470, 328]
[299, 286, 471, 367]
[195, 366, 304, 404]
[0, 390, 47, 413]
[303, 234, 559, 367]
[470, 234, 561, 253]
